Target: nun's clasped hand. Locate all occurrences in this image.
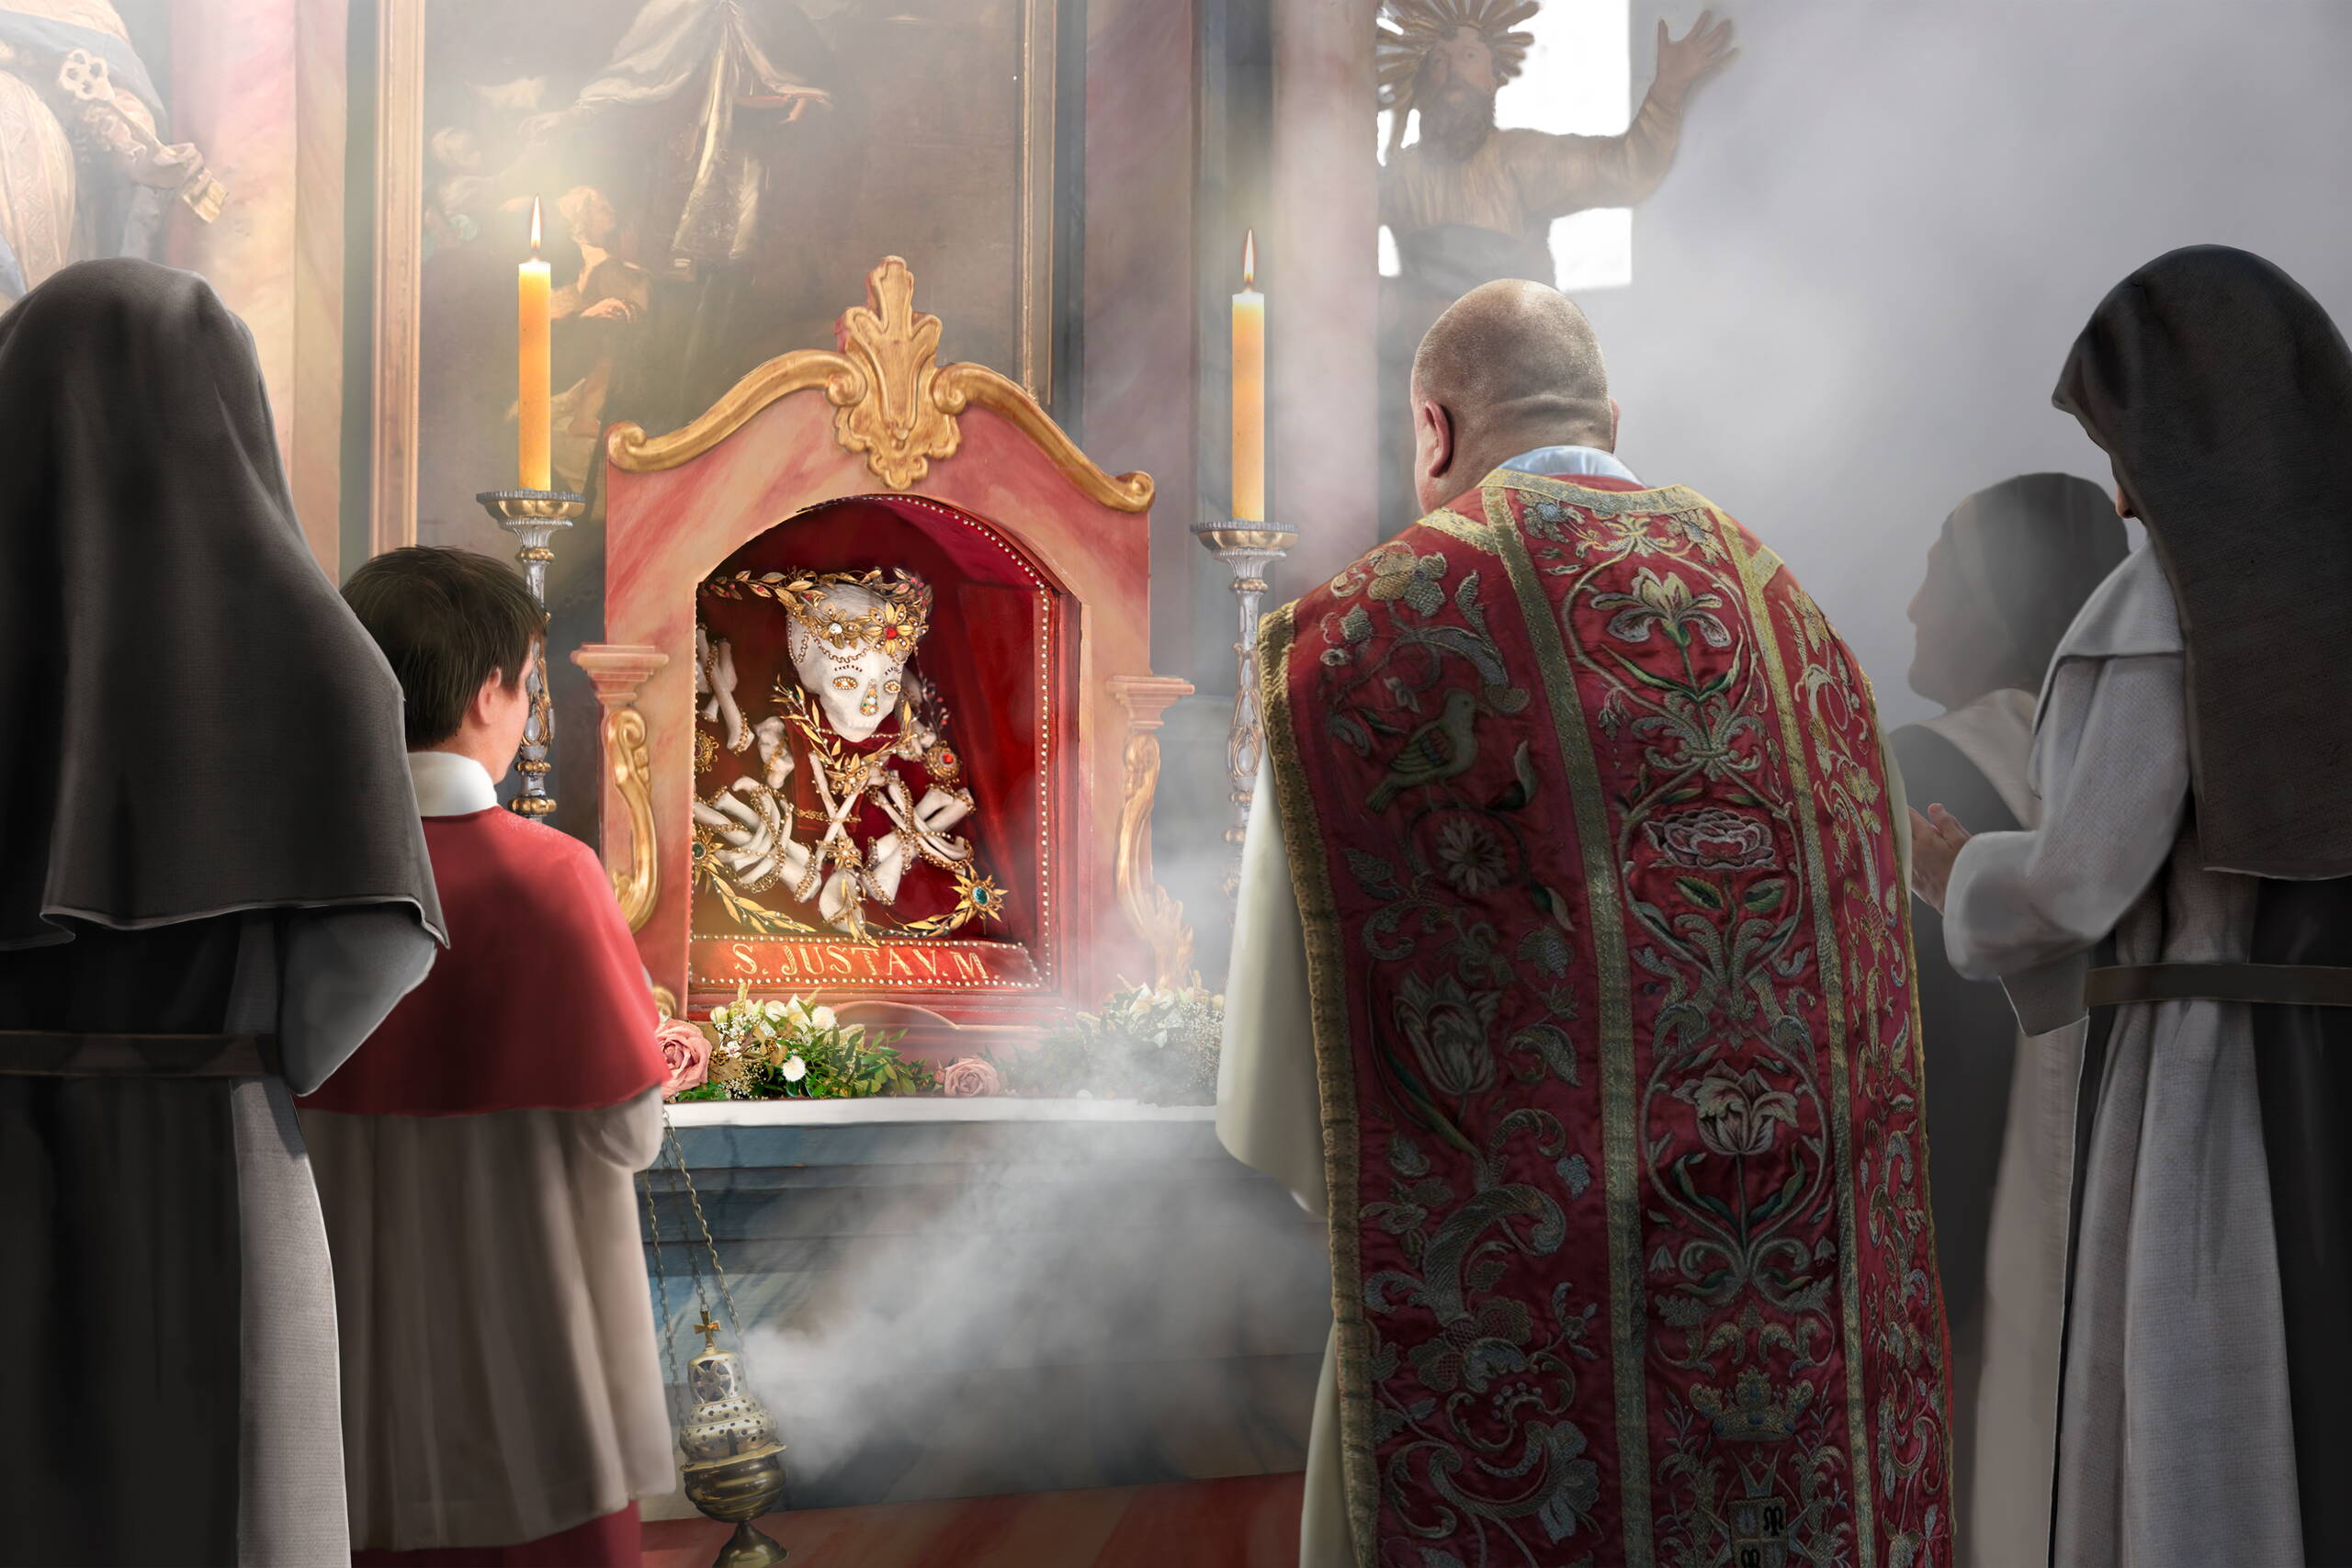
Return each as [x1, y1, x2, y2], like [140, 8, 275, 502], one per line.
[1908, 803, 1973, 914]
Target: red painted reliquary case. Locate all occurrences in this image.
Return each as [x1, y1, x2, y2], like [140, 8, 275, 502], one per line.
[576, 258, 1192, 1054]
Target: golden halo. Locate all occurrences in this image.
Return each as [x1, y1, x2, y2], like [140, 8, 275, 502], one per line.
[1377, 0, 1541, 152]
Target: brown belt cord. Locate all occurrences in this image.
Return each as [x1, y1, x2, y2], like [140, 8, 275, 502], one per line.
[0, 1030, 278, 1076]
[2085, 963, 2352, 1009]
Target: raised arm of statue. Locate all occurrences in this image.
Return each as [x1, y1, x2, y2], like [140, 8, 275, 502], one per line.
[1509, 9, 1734, 220]
[1507, 104, 1682, 221]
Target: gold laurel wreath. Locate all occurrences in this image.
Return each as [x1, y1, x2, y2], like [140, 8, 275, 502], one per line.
[702, 568, 933, 659]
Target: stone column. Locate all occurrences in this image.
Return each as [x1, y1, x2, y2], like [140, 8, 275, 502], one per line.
[1269, 0, 1380, 593]
[1085, 0, 1201, 676]
[1109, 673, 1199, 988]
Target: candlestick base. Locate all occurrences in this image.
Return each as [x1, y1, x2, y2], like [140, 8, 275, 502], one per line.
[479, 489, 586, 820]
[1190, 520, 1296, 557]
[476, 488, 590, 524]
[1193, 518, 1296, 900]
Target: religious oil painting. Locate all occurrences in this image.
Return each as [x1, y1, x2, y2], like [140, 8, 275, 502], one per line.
[396, 0, 1057, 561]
[0, 0, 228, 302]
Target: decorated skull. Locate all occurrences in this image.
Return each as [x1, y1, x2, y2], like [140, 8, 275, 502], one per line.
[772, 570, 933, 741]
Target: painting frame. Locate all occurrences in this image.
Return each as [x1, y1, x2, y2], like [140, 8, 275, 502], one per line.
[366, 0, 1060, 557]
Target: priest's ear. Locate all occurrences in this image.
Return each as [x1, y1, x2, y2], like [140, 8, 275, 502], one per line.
[1414, 394, 1455, 504]
[1608, 397, 1621, 452]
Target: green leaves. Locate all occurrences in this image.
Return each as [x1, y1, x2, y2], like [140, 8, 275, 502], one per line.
[1346, 848, 1403, 900]
[1530, 883, 1577, 932]
[1674, 875, 1724, 911]
[1000, 982, 1227, 1105]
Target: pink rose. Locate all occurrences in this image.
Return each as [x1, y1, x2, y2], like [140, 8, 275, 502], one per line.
[939, 1056, 1000, 1098]
[659, 1019, 711, 1098]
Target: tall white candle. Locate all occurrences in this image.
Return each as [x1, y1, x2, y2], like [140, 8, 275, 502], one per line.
[517, 197, 551, 491]
[1231, 229, 1265, 523]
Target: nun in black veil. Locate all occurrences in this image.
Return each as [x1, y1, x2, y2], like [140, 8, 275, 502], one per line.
[1892, 472, 2124, 1568]
[1911, 247, 2352, 1566]
[0, 259, 442, 1565]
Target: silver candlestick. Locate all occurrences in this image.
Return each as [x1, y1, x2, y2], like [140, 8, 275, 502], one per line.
[1192, 516, 1297, 897]
[478, 489, 587, 818]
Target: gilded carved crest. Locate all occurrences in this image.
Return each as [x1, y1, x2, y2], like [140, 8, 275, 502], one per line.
[835, 261, 955, 488]
[607, 257, 1153, 513]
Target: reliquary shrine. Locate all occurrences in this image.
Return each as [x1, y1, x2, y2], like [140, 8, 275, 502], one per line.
[574, 257, 1193, 1049]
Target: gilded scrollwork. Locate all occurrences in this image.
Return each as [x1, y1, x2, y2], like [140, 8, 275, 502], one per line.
[606, 703, 659, 932]
[1110, 674, 1197, 990]
[605, 257, 1153, 513]
[571, 644, 671, 933]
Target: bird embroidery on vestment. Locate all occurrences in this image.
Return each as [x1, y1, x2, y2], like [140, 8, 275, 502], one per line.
[1367, 689, 1480, 811]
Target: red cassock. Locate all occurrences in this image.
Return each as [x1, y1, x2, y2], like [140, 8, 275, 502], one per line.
[300, 806, 664, 1117]
[300, 807, 666, 1568]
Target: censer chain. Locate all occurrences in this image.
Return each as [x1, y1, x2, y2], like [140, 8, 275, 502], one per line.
[637, 1148, 689, 1427]
[664, 1120, 746, 1344]
[664, 1140, 718, 1338]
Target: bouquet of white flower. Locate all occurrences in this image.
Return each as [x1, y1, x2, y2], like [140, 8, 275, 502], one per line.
[1001, 983, 1225, 1104]
[688, 982, 936, 1100]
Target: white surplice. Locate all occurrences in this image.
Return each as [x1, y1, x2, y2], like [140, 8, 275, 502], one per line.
[297, 752, 675, 1551]
[1941, 547, 2301, 1566]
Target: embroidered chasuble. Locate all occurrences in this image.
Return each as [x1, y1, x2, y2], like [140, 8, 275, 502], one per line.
[1256, 469, 1953, 1567]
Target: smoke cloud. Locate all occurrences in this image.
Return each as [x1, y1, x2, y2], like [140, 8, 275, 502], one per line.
[1587, 0, 2352, 728]
[710, 1127, 1329, 1508]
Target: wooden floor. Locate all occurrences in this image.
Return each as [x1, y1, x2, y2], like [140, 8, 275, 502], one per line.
[640, 1473, 1304, 1568]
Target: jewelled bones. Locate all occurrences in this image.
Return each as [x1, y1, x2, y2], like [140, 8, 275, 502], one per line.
[693, 569, 996, 941]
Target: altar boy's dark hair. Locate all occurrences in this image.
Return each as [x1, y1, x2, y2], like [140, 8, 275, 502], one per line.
[342, 547, 544, 748]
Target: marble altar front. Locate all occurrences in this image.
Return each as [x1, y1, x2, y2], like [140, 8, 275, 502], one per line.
[639, 1098, 1330, 1516]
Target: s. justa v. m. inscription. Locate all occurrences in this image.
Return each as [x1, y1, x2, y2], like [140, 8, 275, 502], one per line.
[690, 938, 1041, 990]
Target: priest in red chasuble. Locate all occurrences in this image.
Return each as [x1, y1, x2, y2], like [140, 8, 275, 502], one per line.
[298, 547, 673, 1567]
[1221, 281, 1951, 1568]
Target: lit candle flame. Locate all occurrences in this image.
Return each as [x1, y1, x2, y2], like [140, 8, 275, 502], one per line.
[1242, 228, 1256, 290]
[529, 196, 543, 256]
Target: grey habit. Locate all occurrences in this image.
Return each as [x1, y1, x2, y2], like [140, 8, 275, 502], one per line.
[1943, 248, 2352, 1566]
[1892, 471, 2125, 1568]
[0, 259, 442, 1565]
[1943, 549, 2301, 1565]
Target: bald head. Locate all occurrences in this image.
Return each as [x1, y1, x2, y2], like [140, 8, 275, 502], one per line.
[1408, 280, 1613, 511]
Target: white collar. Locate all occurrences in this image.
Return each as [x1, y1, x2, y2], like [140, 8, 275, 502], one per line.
[1497, 444, 1641, 484]
[407, 750, 500, 818]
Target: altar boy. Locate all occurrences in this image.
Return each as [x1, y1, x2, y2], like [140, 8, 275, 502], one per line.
[299, 547, 673, 1566]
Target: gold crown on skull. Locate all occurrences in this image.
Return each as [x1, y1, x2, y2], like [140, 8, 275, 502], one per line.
[1377, 0, 1540, 148]
[703, 567, 933, 659]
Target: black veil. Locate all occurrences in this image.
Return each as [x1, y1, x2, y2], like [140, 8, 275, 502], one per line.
[2054, 245, 2352, 878]
[0, 258, 441, 949]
